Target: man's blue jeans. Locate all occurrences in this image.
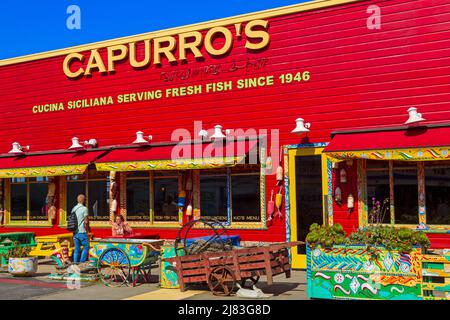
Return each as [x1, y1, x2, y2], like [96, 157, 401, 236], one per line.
[73, 232, 90, 264]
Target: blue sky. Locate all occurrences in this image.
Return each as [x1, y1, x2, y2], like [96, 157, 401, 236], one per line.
[0, 0, 304, 59]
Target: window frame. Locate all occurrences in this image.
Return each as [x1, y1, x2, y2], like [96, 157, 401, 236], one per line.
[125, 172, 151, 224]
[61, 171, 110, 227]
[199, 166, 264, 227]
[366, 160, 420, 226]
[122, 171, 182, 228]
[5, 177, 51, 226]
[152, 173, 182, 225]
[199, 170, 230, 224]
[230, 171, 262, 224]
[363, 159, 450, 231]
[120, 165, 266, 229]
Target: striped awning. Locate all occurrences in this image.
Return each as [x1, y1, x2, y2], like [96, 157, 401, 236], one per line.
[0, 150, 106, 178]
[95, 140, 258, 172]
[324, 125, 450, 162]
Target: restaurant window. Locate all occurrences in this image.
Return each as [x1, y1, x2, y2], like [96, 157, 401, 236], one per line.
[425, 164, 450, 225]
[126, 172, 150, 222]
[200, 166, 262, 223]
[200, 174, 228, 222]
[231, 173, 260, 222]
[10, 177, 48, 222]
[66, 170, 109, 222]
[29, 177, 49, 221]
[154, 176, 179, 222]
[393, 163, 418, 224]
[366, 161, 419, 225]
[366, 161, 390, 224]
[10, 178, 28, 221]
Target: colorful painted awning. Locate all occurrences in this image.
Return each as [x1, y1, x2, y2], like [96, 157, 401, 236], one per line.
[324, 125, 450, 161]
[95, 140, 259, 172]
[0, 150, 107, 178]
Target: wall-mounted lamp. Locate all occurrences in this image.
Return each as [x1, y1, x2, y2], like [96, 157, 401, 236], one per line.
[405, 107, 425, 125]
[132, 131, 152, 144]
[69, 137, 98, 150]
[291, 118, 311, 134]
[211, 125, 226, 140]
[9, 142, 30, 154]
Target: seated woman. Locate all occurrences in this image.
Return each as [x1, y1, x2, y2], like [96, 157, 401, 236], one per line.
[111, 214, 133, 237]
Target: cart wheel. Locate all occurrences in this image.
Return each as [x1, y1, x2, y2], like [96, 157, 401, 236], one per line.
[175, 218, 232, 256]
[207, 266, 236, 296]
[241, 275, 260, 287]
[97, 248, 131, 287]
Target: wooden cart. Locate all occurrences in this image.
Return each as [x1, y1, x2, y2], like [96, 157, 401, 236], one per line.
[164, 241, 302, 296]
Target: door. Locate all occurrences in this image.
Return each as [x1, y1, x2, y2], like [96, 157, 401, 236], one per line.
[288, 147, 328, 269]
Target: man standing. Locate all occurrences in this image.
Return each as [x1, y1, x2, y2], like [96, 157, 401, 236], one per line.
[72, 194, 90, 265]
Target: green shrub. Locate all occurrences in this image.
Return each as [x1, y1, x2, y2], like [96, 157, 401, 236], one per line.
[0, 242, 32, 261]
[306, 223, 430, 254]
[305, 223, 346, 249]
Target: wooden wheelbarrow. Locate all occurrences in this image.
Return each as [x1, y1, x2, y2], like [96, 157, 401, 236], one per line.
[164, 241, 303, 296]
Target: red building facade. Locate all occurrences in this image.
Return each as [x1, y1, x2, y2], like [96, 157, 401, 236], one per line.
[1, 0, 450, 268]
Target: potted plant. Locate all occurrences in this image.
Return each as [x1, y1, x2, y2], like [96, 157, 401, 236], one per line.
[2, 243, 38, 276]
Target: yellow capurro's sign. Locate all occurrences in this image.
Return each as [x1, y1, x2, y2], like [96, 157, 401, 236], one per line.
[63, 19, 270, 78]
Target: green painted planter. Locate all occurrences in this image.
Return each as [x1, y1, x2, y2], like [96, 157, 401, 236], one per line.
[160, 245, 184, 289]
[0, 232, 36, 265]
[306, 244, 423, 300]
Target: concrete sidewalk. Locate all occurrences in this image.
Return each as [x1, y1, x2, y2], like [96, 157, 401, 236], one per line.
[0, 262, 308, 300]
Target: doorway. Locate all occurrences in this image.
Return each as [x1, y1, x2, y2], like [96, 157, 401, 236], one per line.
[288, 147, 328, 269]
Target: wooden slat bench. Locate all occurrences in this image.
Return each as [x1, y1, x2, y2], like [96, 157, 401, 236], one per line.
[421, 249, 450, 300]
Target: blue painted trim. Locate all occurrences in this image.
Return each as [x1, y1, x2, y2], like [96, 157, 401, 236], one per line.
[225, 167, 231, 226]
[327, 158, 333, 223]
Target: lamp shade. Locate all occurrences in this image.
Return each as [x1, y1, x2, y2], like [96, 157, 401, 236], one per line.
[69, 137, 83, 150]
[405, 107, 425, 125]
[133, 131, 148, 144]
[211, 125, 226, 140]
[9, 142, 24, 154]
[291, 118, 311, 134]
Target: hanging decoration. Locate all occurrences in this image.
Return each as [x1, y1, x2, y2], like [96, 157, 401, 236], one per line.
[47, 177, 57, 222]
[347, 193, 354, 213]
[340, 168, 347, 183]
[334, 186, 342, 206]
[267, 189, 275, 225]
[275, 188, 283, 219]
[186, 203, 193, 216]
[109, 171, 118, 223]
[275, 145, 283, 186]
[185, 171, 194, 218]
[276, 166, 283, 186]
[185, 172, 193, 191]
[178, 190, 186, 215]
[265, 155, 273, 171]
